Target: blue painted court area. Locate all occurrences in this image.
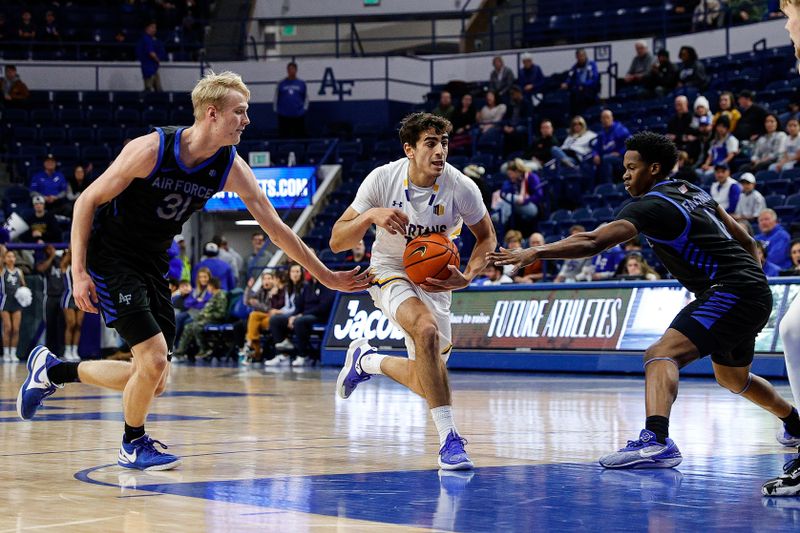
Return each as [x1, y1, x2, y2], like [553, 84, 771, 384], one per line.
[79, 454, 800, 532]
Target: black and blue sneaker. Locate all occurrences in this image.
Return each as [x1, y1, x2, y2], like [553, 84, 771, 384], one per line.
[118, 434, 182, 471]
[763, 453, 800, 497]
[599, 429, 683, 469]
[336, 338, 376, 400]
[17, 345, 63, 420]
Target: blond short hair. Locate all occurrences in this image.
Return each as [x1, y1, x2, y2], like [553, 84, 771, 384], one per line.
[191, 71, 250, 121]
[782, 0, 799, 9]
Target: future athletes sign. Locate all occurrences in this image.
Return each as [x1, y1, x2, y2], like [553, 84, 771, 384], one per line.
[324, 283, 799, 355]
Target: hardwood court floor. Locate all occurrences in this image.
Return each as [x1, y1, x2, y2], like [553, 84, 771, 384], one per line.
[1, 361, 799, 532]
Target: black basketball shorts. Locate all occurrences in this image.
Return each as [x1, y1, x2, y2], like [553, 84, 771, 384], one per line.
[669, 283, 772, 367]
[86, 239, 176, 350]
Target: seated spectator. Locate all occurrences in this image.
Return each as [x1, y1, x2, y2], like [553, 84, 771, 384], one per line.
[17, 11, 36, 42]
[344, 240, 371, 264]
[741, 114, 787, 172]
[645, 49, 678, 96]
[730, 0, 765, 24]
[450, 93, 477, 151]
[622, 41, 655, 87]
[523, 119, 558, 168]
[677, 46, 708, 89]
[30, 155, 68, 215]
[693, 115, 715, 169]
[463, 164, 493, 211]
[756, 208, 792, 269]
[194, 241, 235, 290]
[42, 11, 61, 42]
[667, 96, 698, 158]
[733, 172, 765, 222]
[589, 239, 626, 280]
[693, 1, 724, 31]
[553, 116, 597, 167]
[690, 96, 713, 130]
[697, 116, 739, 180]
[490, 159, 543, 227]
[734, 89, 768, 141]
[615, 252, 660, 280]
[212, 235, 242, 286]
[766, 0, 784, 19]
[432, 90, 455, 121]
[242, 270, 285, 365]
[173, 277, 228, 359]
[167, 236, 184, 281]
[772, 118, 800, 172]
[513, 232, 547, 283]
[20, 195, 61, 243]
[476, 264, 513, 285]
[561, 48, 600, 115]
[175, 266, 212, 346]
[65, 165, 89, 211]
[488, 56, 515, 102]
[713, 92, 741, 132]
[710, 164, 741, 214]
[555, 225, 591, 283]
[780, 239, 800, 276]
[502, 85, 533, 156]
[268, 273, 334, 367]
[593, 110, 631, 182]
[673, 151, 698, 183]
[476, 90, 506, 133]
[518, 52, 544, 104]
[756, 240, 782, 277]
[244, 232, 273, 285]
[171, 279, 192, 311]
[1, 65, 29, 105]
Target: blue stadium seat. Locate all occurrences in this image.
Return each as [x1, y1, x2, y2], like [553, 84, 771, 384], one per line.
[67, 126, 95, 144]
[113, 92, 142, 107]
[81, 145, 111, 162]
[30, 109, 57, 126]
[58, 108, 83, 124]
[12, 126, 38, 143]
[142, 109, 168, 125]
[50, 144, 80, 163]
[40, 127, 67, 144]
[785, 193, 800, 211]
[97, 127, 124, 145]
[82, 91, 110, 106]
[115, 109, 140, 125]
[86, 109, 113, 125]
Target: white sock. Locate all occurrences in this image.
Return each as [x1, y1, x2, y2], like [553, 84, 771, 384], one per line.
[781, 296, 800, 408]
[431, 405, 457, 446]
[10, 346, 17, 359]
[360, 352, 386, 375]
[71, 345, 78, 358]
[3, 347, 9, 359]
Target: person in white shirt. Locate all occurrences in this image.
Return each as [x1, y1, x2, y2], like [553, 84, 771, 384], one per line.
[733, 172, 767, 222]
[552, 115, 598, 167]
[709, 163, 741, 213]
[329, 112, 496, 470]
[771, 118, 800, 172]
[476, 90, 507, 133]
[477, 263, 513, 285]
[742, 114, 787, 173]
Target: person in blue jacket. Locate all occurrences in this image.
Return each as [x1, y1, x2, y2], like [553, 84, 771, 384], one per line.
[518, 52, 544, 104]
[756, 208, 792, 270]
[592, 110, 631, 182]
[274, 61, 308, 139]
[561, 48, 600, 115]
[193, 242, 236, 290]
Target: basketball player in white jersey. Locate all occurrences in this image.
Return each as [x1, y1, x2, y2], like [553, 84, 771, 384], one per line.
[330, 112, 496, 470]
[763, 0, 800, 496]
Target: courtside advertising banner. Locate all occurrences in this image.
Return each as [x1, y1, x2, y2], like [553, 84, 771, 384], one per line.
[325, 282, 799, 354]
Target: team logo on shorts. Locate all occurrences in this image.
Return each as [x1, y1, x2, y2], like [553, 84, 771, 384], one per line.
[119, 293, 132, 305]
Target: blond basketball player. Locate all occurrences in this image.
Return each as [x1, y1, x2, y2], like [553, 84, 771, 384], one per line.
[330, 112, 496, 470]
[17, 71, 371, 470]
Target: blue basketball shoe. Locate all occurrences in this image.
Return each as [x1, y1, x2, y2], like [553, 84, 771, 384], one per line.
[118, 434, 182, 471]
[599, 429, 683, 469]
[17, 345, 63, 420]
[776, 426, 800, 447]
[438, 430, 474, 470]
[762, 454, 800, 497]
[336, 338, 376, 399]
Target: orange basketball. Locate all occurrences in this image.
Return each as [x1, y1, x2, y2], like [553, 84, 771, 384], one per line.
[403, 233, 460, 284]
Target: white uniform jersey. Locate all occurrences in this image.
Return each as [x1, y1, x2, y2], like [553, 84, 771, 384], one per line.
[350, 158, 487, 273]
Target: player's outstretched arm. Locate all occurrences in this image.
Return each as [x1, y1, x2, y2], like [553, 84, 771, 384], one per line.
[71, 132, 160, 313]
[422, 213, 496, 292]
[487, 220, 638, 274]
[225, 156, 373, 292]
[716, 204, 758, 261]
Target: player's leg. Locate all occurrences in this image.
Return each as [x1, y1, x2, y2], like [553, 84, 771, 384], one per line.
[712, 362, 795, 417]
[599, 327, 700, 470]
[780, 295, 800, 408]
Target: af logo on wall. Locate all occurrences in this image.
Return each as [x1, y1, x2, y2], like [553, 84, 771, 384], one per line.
[318, 67, 355, 100]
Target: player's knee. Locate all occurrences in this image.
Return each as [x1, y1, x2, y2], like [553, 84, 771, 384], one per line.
[137, 354, 169, 381]
[714, 371, 748, 393]
[410, 317, 438, 348]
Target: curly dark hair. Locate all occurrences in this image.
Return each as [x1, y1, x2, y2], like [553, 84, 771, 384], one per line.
[398, 112, 452, 147]
[625, 131, 679, 178]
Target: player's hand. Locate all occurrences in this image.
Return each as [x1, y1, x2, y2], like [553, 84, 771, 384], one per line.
[72, 270, 99, 314]
[486, 247, 537, 275]
[369, 208, 409, 235]
[420, 265, 470, 292]
[323, 266, 374, 293]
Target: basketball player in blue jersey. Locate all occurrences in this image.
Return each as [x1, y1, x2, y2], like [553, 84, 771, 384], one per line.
[16, 71, 372, 471]
[761, 0, 800, 496]
[489, 131, 800, 470]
